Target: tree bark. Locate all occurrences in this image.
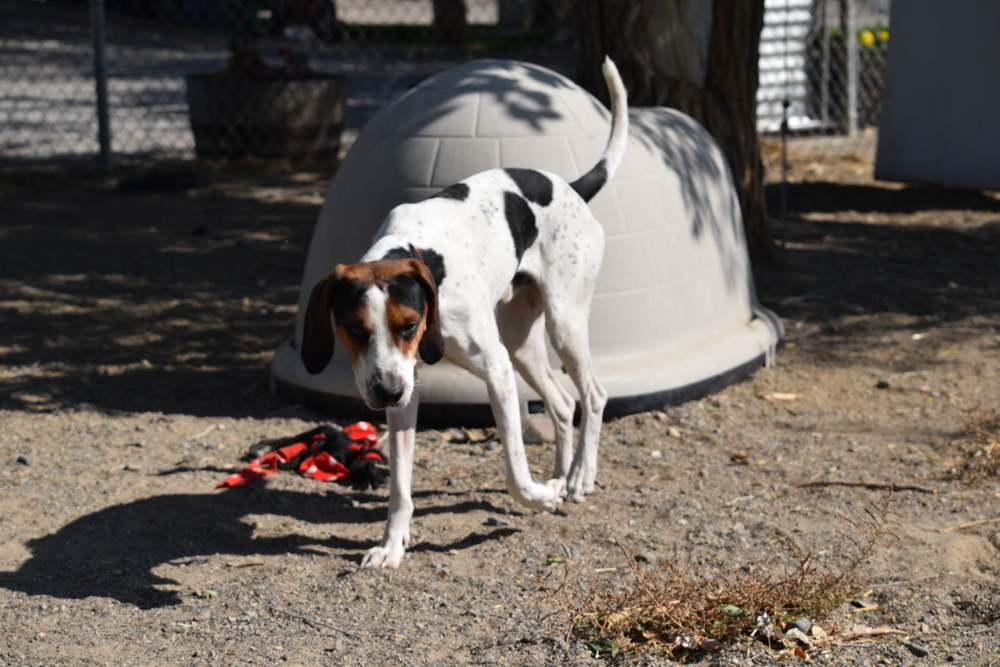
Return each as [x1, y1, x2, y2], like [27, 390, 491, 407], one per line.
[432, 0, 468, 46]
[574, 0, 771, 259]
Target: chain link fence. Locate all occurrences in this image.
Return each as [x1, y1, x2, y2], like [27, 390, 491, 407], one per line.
[758, 0, 890, 135]
[1, 0, 888, 169]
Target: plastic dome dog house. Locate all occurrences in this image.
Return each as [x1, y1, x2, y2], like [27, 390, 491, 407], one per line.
[271, 60, 783, 426]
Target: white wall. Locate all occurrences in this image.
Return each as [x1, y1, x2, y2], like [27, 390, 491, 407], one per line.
[875, 0, 1000, 190]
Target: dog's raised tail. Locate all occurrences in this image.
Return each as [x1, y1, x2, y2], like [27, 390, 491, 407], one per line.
[570, 57, 629, 203]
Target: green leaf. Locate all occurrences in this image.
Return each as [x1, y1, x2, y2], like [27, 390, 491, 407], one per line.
[721, 605, 745, 618]
[544, 556, 566, 566]
[586, 639, 619, 654]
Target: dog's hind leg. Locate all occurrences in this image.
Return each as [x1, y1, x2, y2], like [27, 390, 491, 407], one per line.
[457, 325, 564, 511]
[360, 397, 418, 568]
[497, 279, 576, 480]
[542, 296, 608, 503]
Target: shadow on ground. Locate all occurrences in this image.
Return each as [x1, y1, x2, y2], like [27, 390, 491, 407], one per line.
[0, 174, 323, 417]
[2, 174, 998, 418]
[758, 181, 1000, 327]
[0, 484, 513, 608]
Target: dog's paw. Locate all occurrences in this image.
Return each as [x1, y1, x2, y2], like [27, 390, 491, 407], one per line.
[360, 540, 407, 568]
[563, 470, 591, 503]
[546, 476, 567, 501]
[511, 480, 564, 512]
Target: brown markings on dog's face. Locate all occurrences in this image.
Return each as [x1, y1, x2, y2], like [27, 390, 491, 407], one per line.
[301, 257, 442, 408]
[329, 263, 377, 367]
[330, 260, 429, 365]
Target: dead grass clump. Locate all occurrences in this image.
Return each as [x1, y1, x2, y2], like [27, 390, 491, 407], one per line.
[952, 407, 1000, 480]
[545, 499, 895, 660]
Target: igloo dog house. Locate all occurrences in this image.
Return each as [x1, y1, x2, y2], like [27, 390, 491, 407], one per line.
[271, 60, 783, 425]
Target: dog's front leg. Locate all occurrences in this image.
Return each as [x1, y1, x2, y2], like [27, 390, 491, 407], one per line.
[360, 397, 418, 568]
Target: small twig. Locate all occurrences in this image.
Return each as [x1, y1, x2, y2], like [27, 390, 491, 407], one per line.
[940, 517, 1000, 533]
[813, 627, 909, 646]
[794, 479, 937, 494]
[782, 325, 822, 341]
[190, 424, 219, 440]
[869, 574, 940, 589]
[726, 495, 755, 506]
[962, 610, 1000, 627]
[266, 605, 362, 639]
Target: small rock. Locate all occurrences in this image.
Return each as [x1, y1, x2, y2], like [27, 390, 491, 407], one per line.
[523, 415, 555, 443]
[446, 428, 468, 443]
[486, 516, 511, 527]
[522, 556, 535, 564]
[16, 455, 31, 466]
[698, 639, 722, 652]
[650, 450, 662, 458]
[125, 441, 144, 448]
[446, 478, 461, 487]
[876, 379, 890, 389]
[788, 618, 812, 633]
[652, 411, 667, 422]
[667, 426, 681, 438]
[904, 642, 930, 657]
[633, 551, 655, 563]
[482, 441, 499, 453]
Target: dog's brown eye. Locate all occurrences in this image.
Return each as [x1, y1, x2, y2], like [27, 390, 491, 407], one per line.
[347, 324, 370, 341]
[400, 321, 419, 340]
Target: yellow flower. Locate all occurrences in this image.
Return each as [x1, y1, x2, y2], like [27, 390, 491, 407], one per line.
[879, 30, 889, 41]
[859, 30, 876, 47]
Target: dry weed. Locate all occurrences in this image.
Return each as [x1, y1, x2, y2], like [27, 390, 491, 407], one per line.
[948, 407, 1000, 481]
[544, 497, 896, 660]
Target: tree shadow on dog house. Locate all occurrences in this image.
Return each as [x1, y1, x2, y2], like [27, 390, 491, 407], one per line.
[271, 60, 783, 427]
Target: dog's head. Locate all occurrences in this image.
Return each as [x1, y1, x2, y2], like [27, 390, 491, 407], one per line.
[300, 258, 444, 410]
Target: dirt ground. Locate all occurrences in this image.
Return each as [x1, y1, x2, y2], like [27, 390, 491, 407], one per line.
[2, 132, 1000, 666]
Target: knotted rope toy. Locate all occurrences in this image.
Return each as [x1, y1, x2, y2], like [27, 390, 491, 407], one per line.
[216, 422, 389, 490]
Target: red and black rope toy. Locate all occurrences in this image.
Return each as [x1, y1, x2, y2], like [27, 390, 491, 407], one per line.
[216, 422, 389, 490]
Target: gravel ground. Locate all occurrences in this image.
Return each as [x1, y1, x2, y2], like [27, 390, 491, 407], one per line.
[1, 138, 1000, 666]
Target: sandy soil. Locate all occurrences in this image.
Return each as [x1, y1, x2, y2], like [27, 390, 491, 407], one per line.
[1, 138, 999, 666]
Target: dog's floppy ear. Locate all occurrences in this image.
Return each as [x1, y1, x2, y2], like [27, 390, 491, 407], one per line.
[300, 269, 342, 374]
[407, 259, 444, 365]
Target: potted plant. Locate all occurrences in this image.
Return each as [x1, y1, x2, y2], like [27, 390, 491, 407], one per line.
[184, 0, 348, 160]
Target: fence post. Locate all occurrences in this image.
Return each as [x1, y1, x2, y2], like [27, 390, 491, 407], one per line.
[90, 0, 113, 172]
[819, 0, 830, 126]
[845, 0, 859, 137]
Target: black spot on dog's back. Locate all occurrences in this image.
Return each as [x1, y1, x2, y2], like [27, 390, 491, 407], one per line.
[380, 245, 447, 287]
[430, 182, 470, 202]
[569, 159, 608, 203]
[503, 192, 538, 262]
[505, 168, 553, 207]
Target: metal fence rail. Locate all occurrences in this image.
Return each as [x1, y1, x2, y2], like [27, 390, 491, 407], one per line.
[1, 0, 889, 169]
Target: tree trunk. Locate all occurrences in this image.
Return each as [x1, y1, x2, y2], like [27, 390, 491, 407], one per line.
[574, 0, 771, 259]
[432, 0, 469, 46]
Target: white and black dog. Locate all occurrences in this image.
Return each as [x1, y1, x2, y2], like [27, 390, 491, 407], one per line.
[301, 58, 628, 568]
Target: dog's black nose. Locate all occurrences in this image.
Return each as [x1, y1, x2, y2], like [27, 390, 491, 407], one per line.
[372, 382, 404, 406]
